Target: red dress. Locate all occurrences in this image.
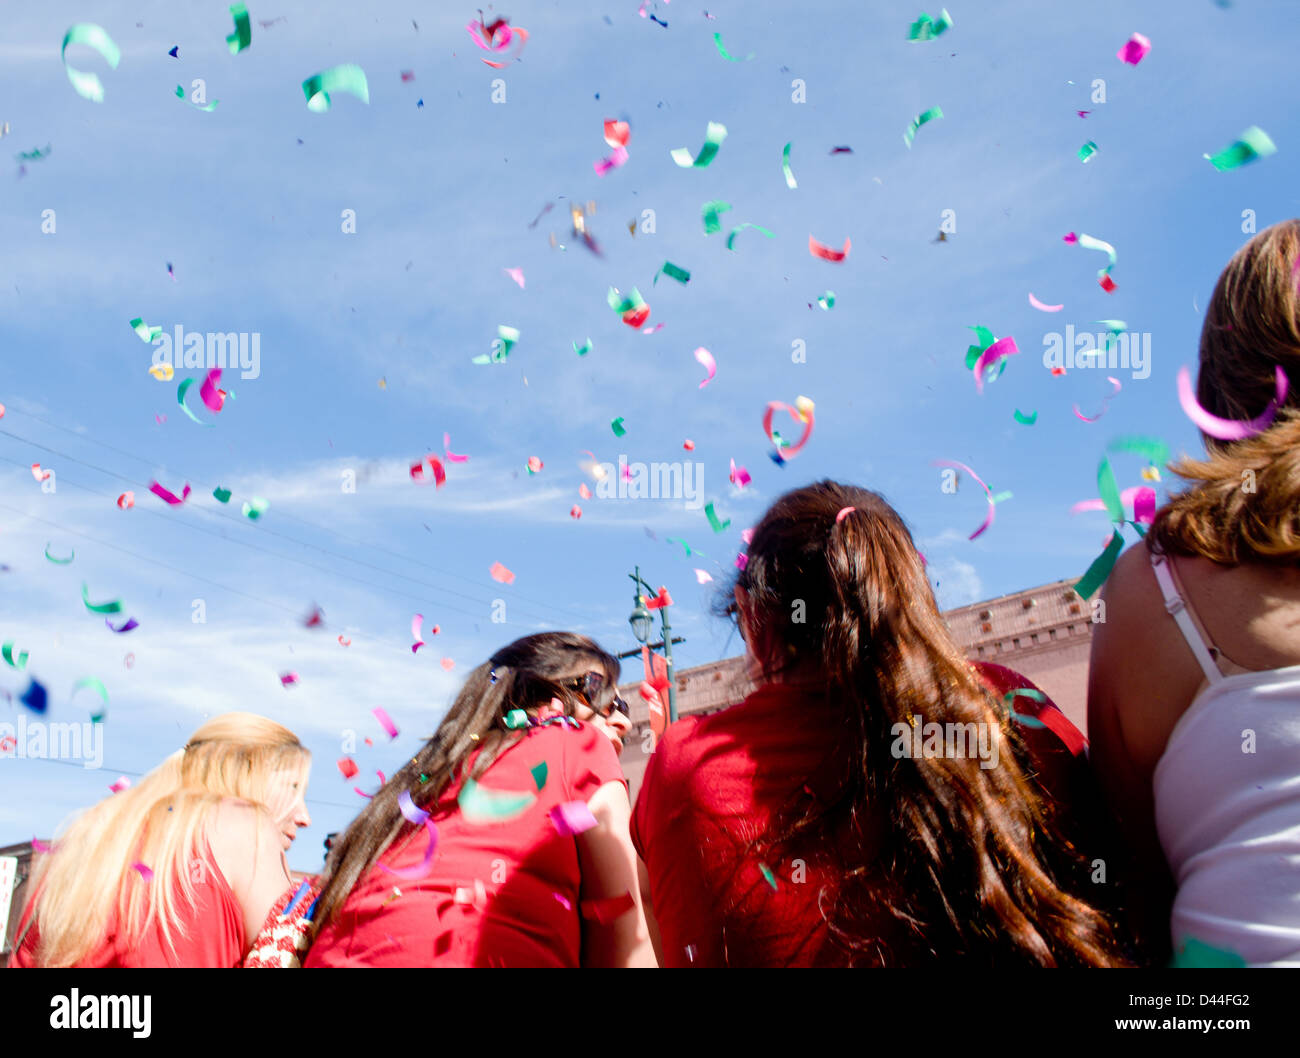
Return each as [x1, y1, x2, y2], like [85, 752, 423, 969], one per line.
[305, 720, 627, 968]
[630, 662, 1085, 967]
[8, 841, 246, 968]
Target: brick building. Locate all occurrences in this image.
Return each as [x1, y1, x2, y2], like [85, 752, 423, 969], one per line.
[616, 577, 1096, 800]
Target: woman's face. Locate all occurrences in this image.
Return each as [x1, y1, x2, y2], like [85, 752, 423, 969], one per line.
[266, 760, 312, 851]
[557, 665, 632, 757]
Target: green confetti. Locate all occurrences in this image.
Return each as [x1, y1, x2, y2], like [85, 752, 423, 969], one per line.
[15, 145, 52, 162]
[611, 417, 627, 437]
[1004, 688, 1047, 728]
[129, 317, 162, 343]
[212, 487, 232, 503]
[44, 544, 74, 564]
[242, 498, 269, 520]
[175, 85, 219, 111]
[817, 291, 836, 311]
[1097, 458, 1124, 524]
[725, 223, 775, 251]
[704, 502, 730, 533]
[504, 708, 530, 729]
[990, 491, 1014, 505]
[670, 121, 727, 168]
[1073, 529, 1124, 601]
[61, 23, 121, 104]
[908, 9, 953, 41]
[702, 200, 733, 235]
[782, 142, 797, 189]
[1108, 436, 1168, 467]
[1170, 937, 1247, 969]
[654, 262, 690, 285]
[302, 64, 370, 112]
[904, 106, 943, 148]
[2, 642, 29, 670]
[530, 761, 548, 791]
[71, 676, 109, 718]
[1204, 126, 1276, 171]
[573, 338, 593, 356]
[1013, 409, 1037, 426]
[225, 3, 251, 54]
[666, 537, 695, 557]
[1078, 140, 1098, 163]
[458, 777, 537, 823]
[81, 582, 123, 615]
[606, 288, 645, 315]
[759, 863, 779, 891]
[712, 32, 753, 62]
[965, 325, 996, 369]
[177, 378, 215, 427]
[473, 324, 519, 365]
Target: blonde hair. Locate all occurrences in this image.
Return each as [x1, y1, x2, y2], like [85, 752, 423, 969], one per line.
[26, 712, 309, 967]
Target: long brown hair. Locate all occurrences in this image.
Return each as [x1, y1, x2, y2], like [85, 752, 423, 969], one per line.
[310, 632, 620, 932]
[724, 482, 1128, 965]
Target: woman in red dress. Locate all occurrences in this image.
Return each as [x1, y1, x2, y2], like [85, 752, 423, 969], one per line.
[9, 712, 312, 968]
[632, 481, 1131, 967]
[302, 632, 654, 968]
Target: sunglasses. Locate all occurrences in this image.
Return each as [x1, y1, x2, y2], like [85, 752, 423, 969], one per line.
[566, 671, 630, 718]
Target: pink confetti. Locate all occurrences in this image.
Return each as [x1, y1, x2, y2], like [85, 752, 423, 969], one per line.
[1062, 232, 1079, 244]
[1028, 293, 1064, 313]
[443, 433, 470, 463]
[280, 672, 299, 687]
[1117, 32, 1150, 66]
[109, 776, 131, 793]
[932, 459, 1000, 541]
[578, 483, 592, 499]
[729, 459, 751, 488]
[1177, 364, 1288, 440]
[735, 552, 749, 570]
[411, 613, 425, 653]
[440, 658, 455, 671]
[338, 635, 351, 647]
[503, 267, 526, 289]
[1073, 376, 1123, 422]
[527, 456, 543, 473]
[489, 561, 515, 584]
[149, 479, 191, 506]
[741, 529, 755, 544]
[373, 706, 399, 740]
[835, 506, 855, 523]
[132, 862, 154, 882]
[642, 323, 664, 335]
[683, 439, 695, 451]
[1071, 485, 1157, 525]
[549, 800, 599, 836]
[199, 368, 227, 413]
[338, 757, 359, 779]
[808, 233, 851, 262]
[570, 505, 582, 519]
[410, 454, 447, 487]
[400, 70, 415, 82]
[974, 336, 1020, 394]
[694, 568, 713, 584]
[594, 145, 629, 176]
[116, 491, 135, 509]
[603, 120, 630, 148]
[694, 347, 717, 388]
[397, 790, 428, 824]
[30, 463, 50, 482]
[32, 837, 52, 852]
[378, 820, 439, 879]
[553, 892, 572, 911]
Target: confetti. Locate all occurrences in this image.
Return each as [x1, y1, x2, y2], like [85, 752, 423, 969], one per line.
[908, 9, 953, 40]
[817, 292, 836, 310]
[1004, 688, 1048, 729]
[302, 64, 370, 112]
[579, 483, 592, 499]
[459, 777, 537, 823]
[397, 790, 428, 825]
[373, 707, 399, 740]
[550, 801, 599, 836]
[760, 863, 779, 890]
[713, 32, 753, 61]
[569, 503, 582, 519]
[705, 502, 731, 533]
[1078, 140, 1098, 163]
[1073, 376, 1123, 422]
[1116, 32, 1150, 66]
[378, 820, 440, 879]
[81, 583, 123, 615]
[43, 544, 74, 564]
[108, 776, 131, 793]
[726, 223, 775, 251]
[410, 454, 447, 487]
[1109, 435, 1169, 467]
[61, 24, 121, 103]
[105, 617, 138, 633]
[694, 347, 717, 388]
[130, 317, 162, 343]
[527, 456, 543, 474]
[440, 658, 455, 671]
[694, 569, 713, 584]
[1177, 364, 1288, 440]
[762, 397, 816, 458]
[242, 498, 268, 520]
[20, 679, 48, 713]
[553, 892, 572, 911]
[1074, 529, 1125, 600]
[835, 506, 856, 524]
[31, 464, 51, 483]
[729, 459, 751, 488]
[177, 379, 214, 427]
[932, 459, 1003, 541]
[133, 863, 154, 882]
[149, 480, 191, 506]
[780, 141, 798, 189]
[670, 121, 727, 168]
[573, 338, 593, 356]
[212, 487, 232, 503]
[443, 433, 470, 463]
[338, 757, 359, 779]
[503, 267, 525, 289]
[594, 144, 628, 177]
[1014, 409, 1038, 426]
[1028, 293, 1063, 312]
[15, 145, 52, 162]
[175, 85, 219, 111]
[113, 491, 135, 510]
[489, 561, 515, 584]
[1065, 232, 1117, 281]
[683, 440, 695, 451]
[611, 417, 627, 437]
[808, 234, 850, 262]
[338, 635, 351, 646]
[280, 672, 299, 687]
[1170, 937, 1248, 969]
[225, 3, 251, 53]
[702, 200, 733, 234]
[71, 676, 109, 721]
[2, 642, 28, 669]
[1204, 126, 1277, 170]
[973, 336, 1019, 394]
[904, 106, 943, 148]
[199, 369, 228, 413]
[654, 262, 690, 285]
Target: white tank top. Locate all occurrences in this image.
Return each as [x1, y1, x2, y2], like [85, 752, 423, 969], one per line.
[1149, 551, 1300, 967]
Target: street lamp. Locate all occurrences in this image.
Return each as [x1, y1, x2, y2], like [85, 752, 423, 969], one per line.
[628, 565, 678, 723]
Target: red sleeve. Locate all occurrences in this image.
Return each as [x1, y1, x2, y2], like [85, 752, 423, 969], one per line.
[562, 721, 628, 804]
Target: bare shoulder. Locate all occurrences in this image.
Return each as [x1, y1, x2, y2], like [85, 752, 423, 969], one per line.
[207, 799, 278, 894]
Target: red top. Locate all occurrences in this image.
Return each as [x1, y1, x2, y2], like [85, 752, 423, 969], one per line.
[630, 661, 1085, 967]
[8, 841, 246, 968]
[305, 720, 627, 968]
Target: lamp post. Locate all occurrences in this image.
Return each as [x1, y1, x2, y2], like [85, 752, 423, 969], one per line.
[628, 566, 678, 723]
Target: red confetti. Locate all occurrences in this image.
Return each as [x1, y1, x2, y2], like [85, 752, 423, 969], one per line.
[337, 757, 359, 780]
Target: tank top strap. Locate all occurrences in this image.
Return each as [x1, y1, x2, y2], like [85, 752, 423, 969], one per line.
[1150, 550, 1224, 686]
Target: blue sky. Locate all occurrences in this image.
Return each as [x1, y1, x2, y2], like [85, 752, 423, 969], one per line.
[1, 0, 1295, 871]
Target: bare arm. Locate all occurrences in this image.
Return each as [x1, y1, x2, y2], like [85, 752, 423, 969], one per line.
[636, 856, 664, 967]
[577, 781, 658, 968]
